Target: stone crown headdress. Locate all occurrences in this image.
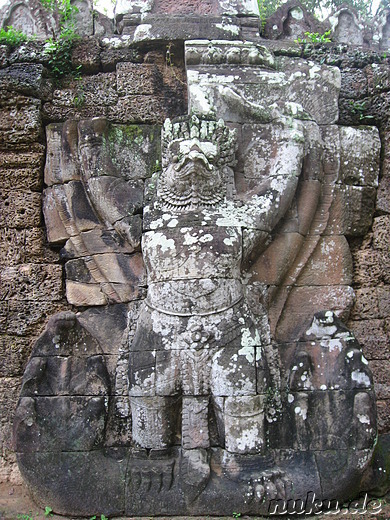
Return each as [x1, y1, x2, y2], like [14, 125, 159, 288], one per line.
[161, 114, 237, 169]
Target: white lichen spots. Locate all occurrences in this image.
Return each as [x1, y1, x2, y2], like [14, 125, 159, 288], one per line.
[288, 394, 294, 403]
[133, 24, 153, 41]
[347, 351, 354, 359]
[149, 218, 164, 230]
[223, 237, 235, 246]
[291, 365, 298, 372]
[357, 414, 370, 424]
[148, 232, 175, 253]
[215, 23, 240, 35]
[183, 232, 199, 246]
[235, 424, 261, 452]
[294, 406, 307, 420]
[240, 328, 260, 349]
[290, 6, 304, 19]
[167, 218, 178, 228]
[361, 355, 369, 365]
[327, 338, 343, 352]
[238, 345, 254, 363]
[199, 234, 214, 243]
[309, 64, 321, 79]
[320, 384, 327, 390]
[351, 370, 371, 387]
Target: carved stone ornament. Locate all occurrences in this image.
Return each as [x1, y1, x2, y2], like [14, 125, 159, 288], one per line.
[14, 39, 380, 517]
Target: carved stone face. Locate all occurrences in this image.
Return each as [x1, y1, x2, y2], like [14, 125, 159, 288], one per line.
[159, 137, 224, 210]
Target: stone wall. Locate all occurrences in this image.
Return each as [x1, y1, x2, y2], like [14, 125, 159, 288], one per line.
[0, 38, 186, 483]
[0, 3, 389, 487]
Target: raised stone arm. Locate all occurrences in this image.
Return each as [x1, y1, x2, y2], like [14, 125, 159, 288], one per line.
[235, 119, 305, 262]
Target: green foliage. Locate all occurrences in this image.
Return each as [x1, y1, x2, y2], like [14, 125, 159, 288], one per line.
[89, 515, 109, 520]
[0, 25, 29, 47]
[44, 506, 53, 517]
[232, 513, 242, 518]
[296, 29, 332, 44]
[40, 0, 81, 80]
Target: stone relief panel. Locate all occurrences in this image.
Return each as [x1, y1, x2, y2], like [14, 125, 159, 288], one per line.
[13, 40, 381, 516]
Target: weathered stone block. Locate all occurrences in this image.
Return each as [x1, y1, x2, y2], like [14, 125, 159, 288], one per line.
[0, 63, 52, 100]
[4, 301, 66, 336]
[117, 62, 158, 95]
[0, 166, 42, 192]
[0, 229, 25, 266]
[373, 215, 390, 252]
[106, 124, 161, 182]
[340, 68, 368, 99]
[108, 96, 168, 124]
[296, 235, 353, 287]
[320, 125, 340, 176]
[350, 288, 380, 320]
[378, 287, 390, 318]
[377, 400, 390, 434]
[65, 252, 145, 285]
[71, 37, 101, 74]
[251, 232, 304, 285]
[273, 285, 355, 341]
[43, 182, 100, 244]
[366, 63, 390, 95]
[24, 228, 59, 264]
[63, 228, 137, 259]
[0, 94, 42, 147]
[352, 249, 383, 286]
[376, 176, 390, 214]
[14, 396, 107, 452]
[349, 319, 390, 360]
[224, 395, 265, 453]
[44, 121, 80, 186]
[0, 264, 63, 301]
[0, 191, 41, 229]
[370, 361, 390, 399]
[0, 335, 33, 377]
[0, 147, 45, 170]
[339, 126, 380, 187]
[326, 185, 377, 236]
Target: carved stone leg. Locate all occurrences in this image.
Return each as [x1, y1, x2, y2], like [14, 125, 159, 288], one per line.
[130, 396, 176, 449]
[224, 395, 265, 454]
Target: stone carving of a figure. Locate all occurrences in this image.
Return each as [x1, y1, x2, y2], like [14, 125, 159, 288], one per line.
[128, 114, 305, 474]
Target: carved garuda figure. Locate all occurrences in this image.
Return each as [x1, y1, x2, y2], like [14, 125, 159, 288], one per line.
[14, 42, 379, 517]
[129, 114, 303, 460]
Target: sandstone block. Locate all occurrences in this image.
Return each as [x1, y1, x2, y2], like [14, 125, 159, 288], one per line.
[296, 235, 353, 287]
[0, 191, 41, 229]
[339, 126, 380, 187]
[251, 232, 304, 286]
[65, 252, 145, 285]
[44, 121, 80, 186]
[273, 285, 355, 341]
[0, 264, 63, 302]
[43, 182, 100, 244]
[63, 227, 137, 259]
[0, 94, 42, 148]
[320, 125, 340, 176]
[326, 185, 376, 237]
[0, 147, 45, 170]
[100, 47, 142, 73]
[372, 215, 390, 251]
